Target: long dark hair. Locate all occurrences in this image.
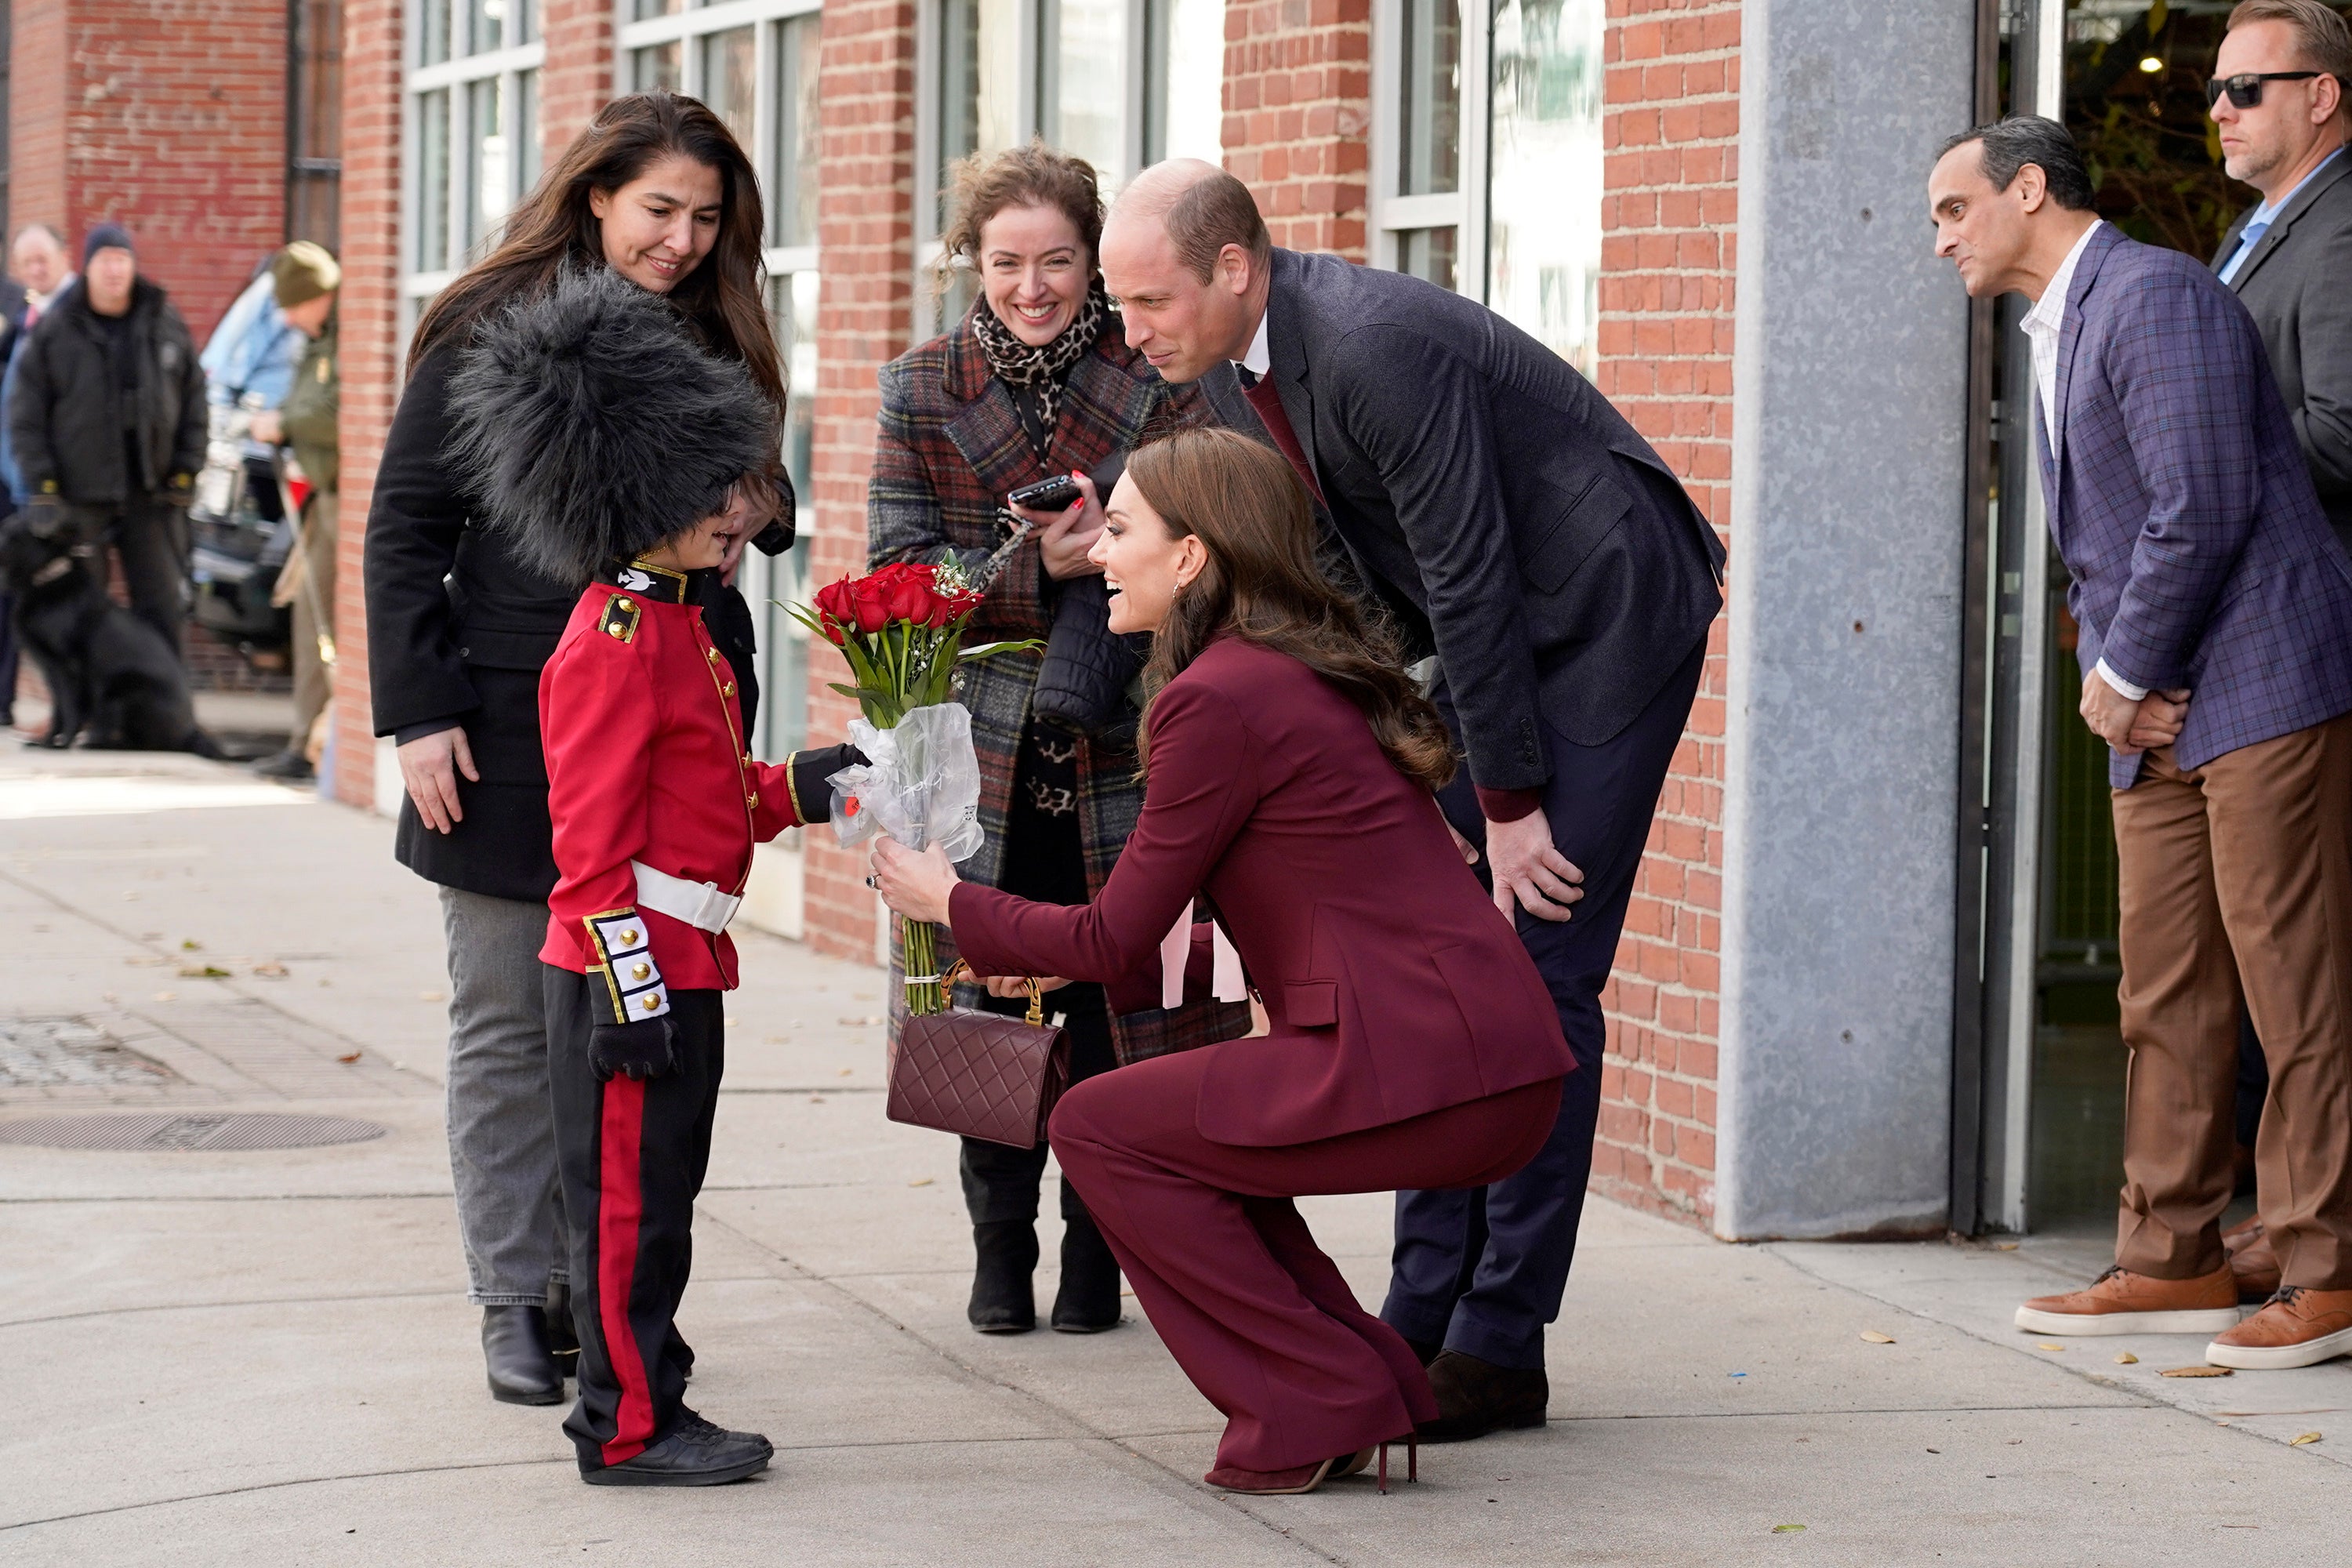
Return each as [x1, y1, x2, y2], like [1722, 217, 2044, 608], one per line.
[408, 92, 784, 426]
[1128, 427, 1456, 791]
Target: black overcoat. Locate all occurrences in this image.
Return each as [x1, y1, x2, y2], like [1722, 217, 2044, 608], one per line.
[364, 343, 762, 902]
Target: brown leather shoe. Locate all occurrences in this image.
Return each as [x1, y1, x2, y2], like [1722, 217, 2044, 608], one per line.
[2205, 1287, 2352, 1370]
[2013, 1265, 2241, 1336]
[2223, 1217, 2281, 1303]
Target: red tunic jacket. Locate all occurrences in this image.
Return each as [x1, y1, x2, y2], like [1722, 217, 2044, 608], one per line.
[539, 562, 811, 1000]
[947, 637, 1575, 1148]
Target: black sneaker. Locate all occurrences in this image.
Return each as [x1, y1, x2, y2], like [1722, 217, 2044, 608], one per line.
[581, 1416, 773, 1487]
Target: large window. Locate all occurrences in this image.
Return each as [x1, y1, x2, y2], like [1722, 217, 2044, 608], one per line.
[403, 0, 543, 310]
[615, 0, 826, 761]
[919, 0, 1225, 329]
[1371, 0, 1604, 376]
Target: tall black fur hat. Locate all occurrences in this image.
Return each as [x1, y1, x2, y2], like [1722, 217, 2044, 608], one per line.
[445, 266, 773, 586]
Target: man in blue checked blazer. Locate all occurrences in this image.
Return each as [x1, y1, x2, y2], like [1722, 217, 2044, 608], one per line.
[1932, 116, 2352, 1371]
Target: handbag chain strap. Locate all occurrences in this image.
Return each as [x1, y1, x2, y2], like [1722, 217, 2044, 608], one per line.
[941, 959, 1047, 1028]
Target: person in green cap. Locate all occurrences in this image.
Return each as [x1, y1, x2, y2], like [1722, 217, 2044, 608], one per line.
[251, 241, 339, 782]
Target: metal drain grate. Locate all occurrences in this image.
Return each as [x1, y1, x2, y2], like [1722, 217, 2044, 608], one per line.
[0, 1112, 388, 1152]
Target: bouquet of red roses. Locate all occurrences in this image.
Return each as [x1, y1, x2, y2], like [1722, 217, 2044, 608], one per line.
[789, 558, 1034, 1014]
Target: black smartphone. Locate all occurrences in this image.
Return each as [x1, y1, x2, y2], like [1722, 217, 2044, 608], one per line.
[1007, 474, 1082, 512]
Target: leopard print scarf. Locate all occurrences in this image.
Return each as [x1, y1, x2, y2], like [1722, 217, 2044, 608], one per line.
[971, 282, 1108, 437]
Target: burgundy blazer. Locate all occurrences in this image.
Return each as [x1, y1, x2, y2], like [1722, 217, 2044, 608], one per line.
[948, 637, 1574, 1148]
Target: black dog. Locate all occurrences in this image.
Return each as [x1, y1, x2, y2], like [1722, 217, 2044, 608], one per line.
[0, 515, 221, 756]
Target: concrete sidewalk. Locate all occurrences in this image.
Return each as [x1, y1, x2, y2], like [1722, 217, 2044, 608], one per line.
[2, 747, 2347, 1566]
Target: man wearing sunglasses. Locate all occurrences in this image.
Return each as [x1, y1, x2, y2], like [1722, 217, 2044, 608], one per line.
[2209, 1, 2351, 553]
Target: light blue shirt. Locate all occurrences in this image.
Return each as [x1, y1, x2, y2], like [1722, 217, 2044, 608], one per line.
[201, 273, 305, 410]
[2218, 144, 2346, 285]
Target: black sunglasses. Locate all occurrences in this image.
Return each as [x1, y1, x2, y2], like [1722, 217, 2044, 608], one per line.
[2205, 71, 2322, 109]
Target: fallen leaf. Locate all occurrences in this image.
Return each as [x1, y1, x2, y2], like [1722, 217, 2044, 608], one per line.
[251, 960, 288, 978]
[2114, 1352, 2138, 1364]
[154, 990, 176, 1001]
[2036, 1342, 2067, 1352]
[808, 1094, 826, 1103]
[2291, 1431, 2322, 1446]
[838, 1015, 884, 1026]
[1925, 1446, 1940, 1454]
[2161, 1366, 2233, 1378]
[1771, 1523, 1806, 1534]
[838, 1068, 853, 1076]
[419, 990, 446, 1002]
[178, 964, 230, 978]
[907, 1178, 933, 1187]
[1993, 1241, 2020, 1250]
[1860, 1330, 1896, 1344]
[180, 939, 201, 951]
[337, 1051, 362, 1064]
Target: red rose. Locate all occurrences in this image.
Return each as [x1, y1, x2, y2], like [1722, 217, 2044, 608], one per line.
[845, 577, 892, 633]
[816, 611, 847, 646]
[882, 573, 935, 625]
[813, 577, 853, 622]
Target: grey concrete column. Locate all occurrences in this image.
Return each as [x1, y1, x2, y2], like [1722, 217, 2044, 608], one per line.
[1715, 0, 1977, 1240]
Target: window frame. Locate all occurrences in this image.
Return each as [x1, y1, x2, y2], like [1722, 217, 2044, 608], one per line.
[399, 2, 546, 329]
[1369, 0, 1490, 297]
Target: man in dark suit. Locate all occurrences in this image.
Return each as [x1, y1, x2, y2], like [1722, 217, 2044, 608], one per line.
[1099, 160, 1726, 1438]
[2202, 0, 2352, 1304]
[1932, 116, 2352, 1370]
[2209, 0, 2352, 551]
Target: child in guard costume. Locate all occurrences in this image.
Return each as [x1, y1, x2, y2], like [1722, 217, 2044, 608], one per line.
[448, 267, 862, 1487]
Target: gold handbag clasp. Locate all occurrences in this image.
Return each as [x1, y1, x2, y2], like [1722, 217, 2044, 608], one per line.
[942, 959, 1047, 1027]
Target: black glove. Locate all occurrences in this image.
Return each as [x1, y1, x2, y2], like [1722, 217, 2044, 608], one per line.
[789, 743, 870, 826]
[588, 1015, 677, 1083]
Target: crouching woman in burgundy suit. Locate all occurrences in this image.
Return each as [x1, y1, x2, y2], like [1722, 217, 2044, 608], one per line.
[872, 426, 1575, 1495]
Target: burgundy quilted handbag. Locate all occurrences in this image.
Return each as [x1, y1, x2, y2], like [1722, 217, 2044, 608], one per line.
[887, 964, 1071, 1149]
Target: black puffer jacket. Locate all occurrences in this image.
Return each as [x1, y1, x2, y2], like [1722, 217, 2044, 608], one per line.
[6, 277, 206, 505]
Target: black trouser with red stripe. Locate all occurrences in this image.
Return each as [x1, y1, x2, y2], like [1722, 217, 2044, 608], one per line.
[545, 967, 724, 1473]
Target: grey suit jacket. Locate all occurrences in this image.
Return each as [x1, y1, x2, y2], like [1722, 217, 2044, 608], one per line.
[1260, 249, 1724, 793]
[2212, 150, 2352, 548]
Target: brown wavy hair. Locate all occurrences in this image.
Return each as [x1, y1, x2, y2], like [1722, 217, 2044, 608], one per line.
[935, 140, 1104, 298]
[408, 93, 785, 434]
[1128, 427, 1456, 792]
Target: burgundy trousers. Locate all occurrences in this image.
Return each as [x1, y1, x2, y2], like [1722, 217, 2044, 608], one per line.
[1048, 1044, 1564, 1472]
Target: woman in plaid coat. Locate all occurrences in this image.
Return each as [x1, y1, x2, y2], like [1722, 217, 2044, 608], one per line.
[869, 143, 1251, 1337]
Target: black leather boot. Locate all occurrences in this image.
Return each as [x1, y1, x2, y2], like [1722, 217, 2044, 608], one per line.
[1050, 1207, 1123, 1333]
[581, 1414, 771, 1487]
[544, 1281, 580, 1381]
[968, 1220, 1039, 1334]
[1415, 1348, 1548, 1443]
[481, 1305, 564, 1405]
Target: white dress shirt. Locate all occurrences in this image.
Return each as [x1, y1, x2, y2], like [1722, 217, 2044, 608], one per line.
[1234, 307, 1271, 380]
[2020, 220, 2149, 703]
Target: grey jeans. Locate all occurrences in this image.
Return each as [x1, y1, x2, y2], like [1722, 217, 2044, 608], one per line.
[439, 886, 568, 1305]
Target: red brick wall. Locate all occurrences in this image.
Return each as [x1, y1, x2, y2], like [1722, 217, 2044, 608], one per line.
[800, 0, 919, 960]
[12, 0, 289, 343]
[538, 0, 617, 162]
[1588, 0, 1739, 1228]
[329, 0, 403, 810]
[1223, 0, 1371, 259]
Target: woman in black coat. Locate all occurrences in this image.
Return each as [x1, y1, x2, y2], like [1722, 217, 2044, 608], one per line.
[363, 91, 793, 1406]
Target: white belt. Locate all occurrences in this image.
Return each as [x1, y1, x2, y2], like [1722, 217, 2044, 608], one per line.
[631, 861, 741, 935]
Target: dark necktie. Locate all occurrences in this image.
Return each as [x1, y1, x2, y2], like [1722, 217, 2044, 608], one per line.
[1238, 368, 1326, 506]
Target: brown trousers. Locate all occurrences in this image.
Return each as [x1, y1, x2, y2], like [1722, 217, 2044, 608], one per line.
[285, 492, 337, 759]
[2111, 713, 2352, 1288]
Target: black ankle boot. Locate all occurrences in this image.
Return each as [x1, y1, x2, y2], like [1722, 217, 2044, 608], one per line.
[544, 1281, 581, 1381]
[968, 1220, 1039, 1334]
[1051, 1209, 1123, 1333]
[481, 1305, 564, 1405]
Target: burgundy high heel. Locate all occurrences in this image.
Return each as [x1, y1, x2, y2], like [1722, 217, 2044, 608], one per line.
[1375, 1433, 1418, 1494]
